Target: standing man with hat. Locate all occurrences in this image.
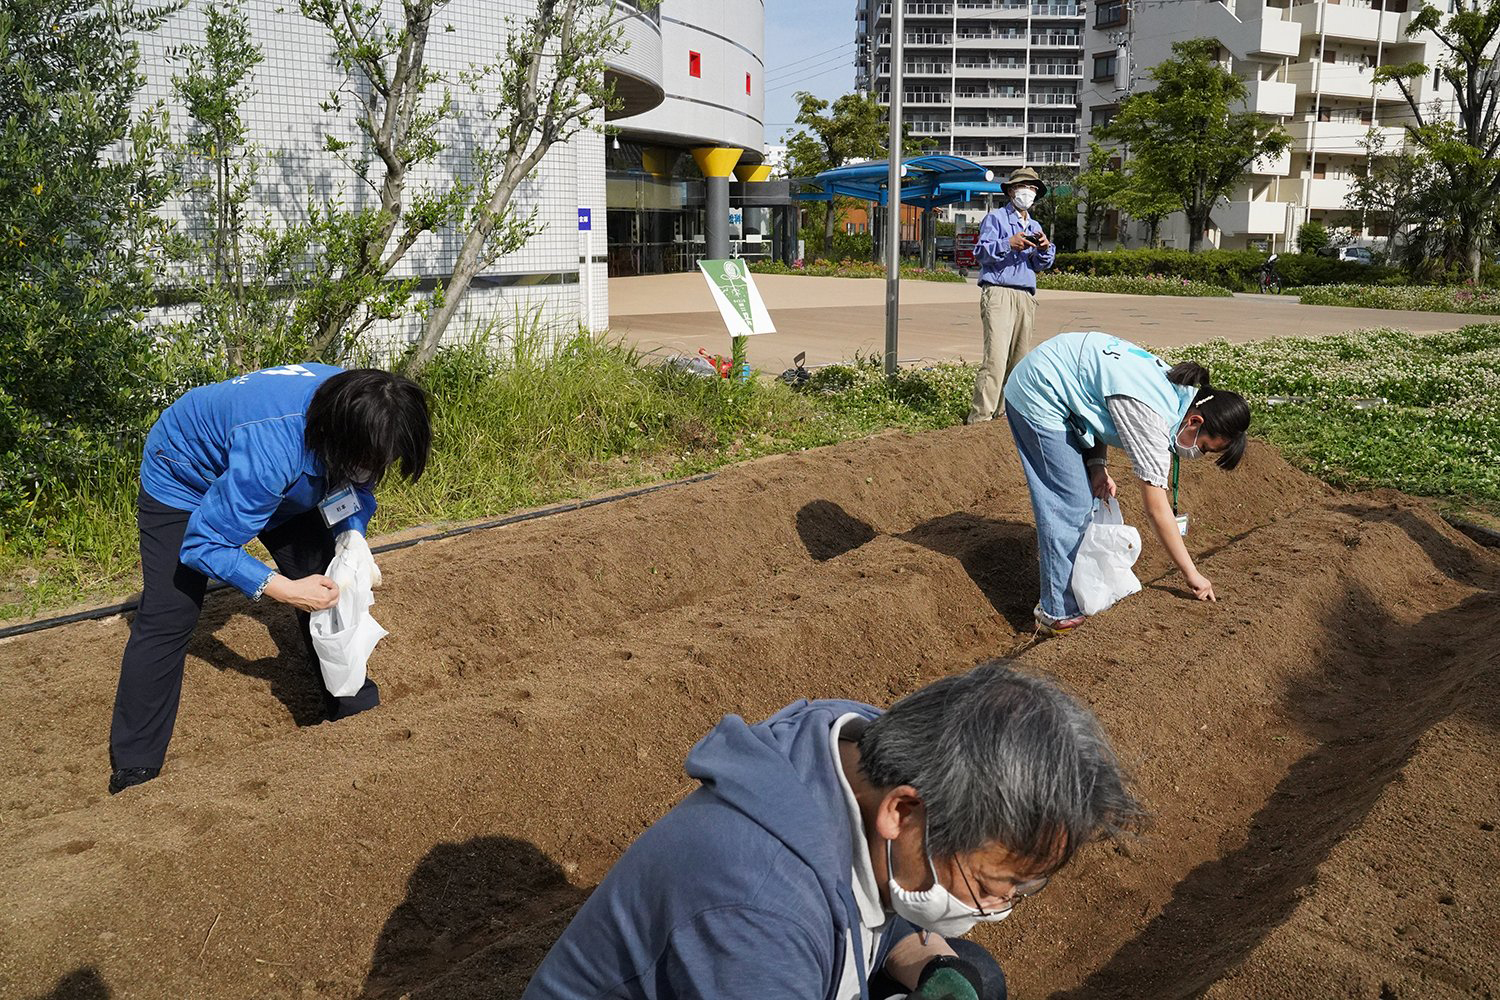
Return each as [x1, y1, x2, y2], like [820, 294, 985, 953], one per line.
[967, 167, 1055, 425]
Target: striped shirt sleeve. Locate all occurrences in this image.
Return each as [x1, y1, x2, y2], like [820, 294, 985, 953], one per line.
[1106, 396, 1172, 489]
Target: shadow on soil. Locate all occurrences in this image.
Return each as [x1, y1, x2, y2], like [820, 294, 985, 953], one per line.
[901, 512, 1037, 631]
[1049, 507, 1499, 999]
[796, 500, 878, 562]
[359, 836, 588, 1000]
[27, 966, 110, 999]
[181, 599, 328, 726]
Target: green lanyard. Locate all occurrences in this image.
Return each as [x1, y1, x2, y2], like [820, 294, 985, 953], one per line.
[1170, 454, 1180, 515]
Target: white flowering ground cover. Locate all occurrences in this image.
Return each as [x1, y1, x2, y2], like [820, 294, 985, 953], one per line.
[1168, 325, 1500, 513]
[1038, 273, 1233, 298]
[1293, 284, 1500, 315]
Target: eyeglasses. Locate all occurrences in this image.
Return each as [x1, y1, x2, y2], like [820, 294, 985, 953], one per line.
[954, 856, 1051, 916]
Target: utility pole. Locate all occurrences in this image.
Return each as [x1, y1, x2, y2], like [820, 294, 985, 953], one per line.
[885, 0, 905, 377]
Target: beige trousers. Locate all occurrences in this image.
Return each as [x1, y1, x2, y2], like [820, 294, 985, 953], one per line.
[968, 285, 1037, 423]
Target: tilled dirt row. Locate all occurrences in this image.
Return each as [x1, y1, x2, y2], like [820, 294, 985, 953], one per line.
[1, 424, 1495, 1000]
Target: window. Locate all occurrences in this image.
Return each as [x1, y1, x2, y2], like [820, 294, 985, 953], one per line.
[1090, 106, 1117, 128]
[1092, 52, 1117, 82]
[746, 72, 752, 95]
[1095, 0, 1125, 27]
[689, 51, 701, 78]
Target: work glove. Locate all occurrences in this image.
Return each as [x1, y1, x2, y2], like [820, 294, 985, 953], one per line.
[911, 956, 983, 1000]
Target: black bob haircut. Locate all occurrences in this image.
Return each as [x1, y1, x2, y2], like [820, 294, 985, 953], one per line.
[1166, 361, 1250, 471]
[305, 369, 431, 488]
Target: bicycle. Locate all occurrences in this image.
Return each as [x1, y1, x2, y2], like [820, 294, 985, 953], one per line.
[1259, 253, 1282, 294]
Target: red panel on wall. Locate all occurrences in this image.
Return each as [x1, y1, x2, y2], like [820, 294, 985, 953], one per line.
[746, 72, 752, 95]
[689, 51, 701, 77]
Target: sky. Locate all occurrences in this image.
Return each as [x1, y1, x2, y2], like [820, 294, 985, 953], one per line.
[763, 0, 861, 148]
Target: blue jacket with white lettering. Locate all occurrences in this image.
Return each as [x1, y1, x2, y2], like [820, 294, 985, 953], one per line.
[139, 363, 375, 597]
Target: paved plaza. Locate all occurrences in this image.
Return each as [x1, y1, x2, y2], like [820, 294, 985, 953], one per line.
[608, 273, 1472, 371]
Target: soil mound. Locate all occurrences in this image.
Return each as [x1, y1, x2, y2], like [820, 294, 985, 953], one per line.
[1, 423, 1495, 1000]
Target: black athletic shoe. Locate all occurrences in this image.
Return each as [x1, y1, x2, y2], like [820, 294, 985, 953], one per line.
[108, 767, 160, 795]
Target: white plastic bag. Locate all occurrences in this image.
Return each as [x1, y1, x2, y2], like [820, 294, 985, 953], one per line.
[309, 530, 388, 697]
[1070, 497, 1143, 616]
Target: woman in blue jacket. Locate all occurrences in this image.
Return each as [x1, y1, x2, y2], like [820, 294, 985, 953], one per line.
[108, 364, 431, 794]
[1002, 332, 1251, 636]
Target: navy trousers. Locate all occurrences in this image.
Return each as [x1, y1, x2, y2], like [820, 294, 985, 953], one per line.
[109, 490, 379, 770]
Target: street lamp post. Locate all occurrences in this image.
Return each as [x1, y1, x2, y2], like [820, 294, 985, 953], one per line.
[884, 0, 905, 377]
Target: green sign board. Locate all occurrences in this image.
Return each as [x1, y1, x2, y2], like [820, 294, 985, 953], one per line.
[697, 259, 776, 337]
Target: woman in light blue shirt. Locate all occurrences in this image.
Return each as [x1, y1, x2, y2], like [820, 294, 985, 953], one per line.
[1003, 333, 1251, 635]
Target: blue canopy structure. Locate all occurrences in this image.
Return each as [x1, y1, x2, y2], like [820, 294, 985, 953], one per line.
[793, 155, 1003, 209]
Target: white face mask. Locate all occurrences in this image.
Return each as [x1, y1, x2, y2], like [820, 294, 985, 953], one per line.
[1010, 187, 1038, 211]
[1174, 426, 1203, 460]
[885, 837, 1011, 938]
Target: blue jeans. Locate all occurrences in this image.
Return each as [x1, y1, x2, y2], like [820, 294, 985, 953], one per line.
[1007, 409, 1092, 620]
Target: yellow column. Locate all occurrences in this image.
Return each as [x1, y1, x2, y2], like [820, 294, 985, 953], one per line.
[691, 146, 744, 179]
[641, 147, 678, 181]
[733, 164, 773, 183]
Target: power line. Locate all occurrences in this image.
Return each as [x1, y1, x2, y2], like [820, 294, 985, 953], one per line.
[766, 62, 857, 94]
[765, 40, 856, 76]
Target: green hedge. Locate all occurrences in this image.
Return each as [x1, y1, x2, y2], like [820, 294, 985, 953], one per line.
[1051, 249, 1399, 292]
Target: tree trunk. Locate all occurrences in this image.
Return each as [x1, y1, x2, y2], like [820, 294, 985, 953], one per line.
[1187, 206, 1206, 253]
[406, 225, 490, 374]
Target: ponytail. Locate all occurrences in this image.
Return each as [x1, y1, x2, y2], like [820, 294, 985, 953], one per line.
[1166, 361, 1211, 389]
[1167, 362, 1250, 471]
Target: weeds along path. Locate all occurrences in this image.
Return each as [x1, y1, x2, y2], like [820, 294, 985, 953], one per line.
[1, 426, 1495, 1000]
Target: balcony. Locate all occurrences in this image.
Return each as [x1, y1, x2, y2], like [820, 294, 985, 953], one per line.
[1029, 91, 1079, 106]
[1289, 2, 1420, 45]
[1031, 62, 1083, 77]
[956, 1, 1030, 15]
[1030, 33, 1083, 47]
[1032, 150, 1080, 164]
[1247, 148, 1293, 177]
[1287, 119, 1405, 155]
[955, 33, 1027, 46]
[1306, 177, 1356, 211]
[1029, 121, 1079, 135]
[903, 91, 954, 106]
[1217, 200, 1293, 237]
[954, 120, 1027, 134]
[1032, 3, 1081, 15]
[958, 90, 1028, 106]
[1285, 61, 1403, 103]
[910, 120, 952, 136]
[1204, 3, 1301, 60]
[955, 62, 1029, 77]
[1244, 77, 1297, 116]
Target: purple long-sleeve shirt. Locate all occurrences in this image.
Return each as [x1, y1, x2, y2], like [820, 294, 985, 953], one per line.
[975, 202, 1057, 290]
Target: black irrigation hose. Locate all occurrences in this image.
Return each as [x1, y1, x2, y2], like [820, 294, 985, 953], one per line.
[0, 473, 719, 644]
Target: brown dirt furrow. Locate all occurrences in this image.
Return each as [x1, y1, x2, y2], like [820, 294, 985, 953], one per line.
[1, 427, 1493, 1000]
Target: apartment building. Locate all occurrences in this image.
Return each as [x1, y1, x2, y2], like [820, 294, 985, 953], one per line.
[855, 0, 1086, 218]
[1080, 0, 1453, 250]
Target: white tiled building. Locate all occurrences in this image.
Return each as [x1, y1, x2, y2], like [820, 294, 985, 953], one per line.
[139, 0, 765, 351]
[854, 0, 1086, 216]
[1080, 0, 1457, 251]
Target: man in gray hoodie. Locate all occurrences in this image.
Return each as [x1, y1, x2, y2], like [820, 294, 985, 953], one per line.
[523, 662, 1142, 1000]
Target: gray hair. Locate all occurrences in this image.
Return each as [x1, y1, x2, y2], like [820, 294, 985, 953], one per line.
[857, 662, 1144, 867]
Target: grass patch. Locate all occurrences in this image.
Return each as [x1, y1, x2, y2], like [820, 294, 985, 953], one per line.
[750, 259, 966, 283]
[1038, 273, 1232, 297]
[1168, 325, 1500, 514]
[0, 333, 969, 621]
[1291, 284, 1500, 315]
